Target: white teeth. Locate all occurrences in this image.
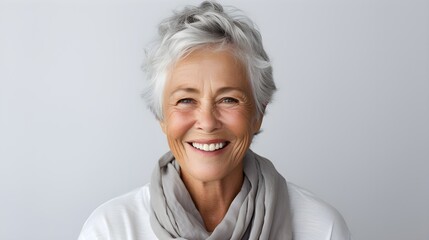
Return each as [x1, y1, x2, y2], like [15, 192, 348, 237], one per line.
[192, 142, 226, 152]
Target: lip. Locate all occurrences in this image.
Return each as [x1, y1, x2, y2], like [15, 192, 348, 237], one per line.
[187, 139, 229, 144]
[186, 139, 231, 154]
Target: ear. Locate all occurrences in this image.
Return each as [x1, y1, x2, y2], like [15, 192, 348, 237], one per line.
[252, 115, 263, 135]
[159, 120, 167, 134]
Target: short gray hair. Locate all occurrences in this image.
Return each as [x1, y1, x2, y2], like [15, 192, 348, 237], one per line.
[142, 1, 276, 120]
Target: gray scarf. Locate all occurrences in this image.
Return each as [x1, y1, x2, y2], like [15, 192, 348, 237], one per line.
[150, 150, 293, 240]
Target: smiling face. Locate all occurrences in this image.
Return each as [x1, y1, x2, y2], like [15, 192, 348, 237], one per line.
[160, 48, 262, 184]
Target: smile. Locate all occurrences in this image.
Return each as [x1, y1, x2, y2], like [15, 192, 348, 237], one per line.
[190, 141, 229, 152]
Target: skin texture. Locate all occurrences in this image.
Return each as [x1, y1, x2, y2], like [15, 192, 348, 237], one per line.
[160, 48, 262, 231]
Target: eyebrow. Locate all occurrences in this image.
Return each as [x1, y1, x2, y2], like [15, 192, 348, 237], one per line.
[170, 87, 199, 96]
[170, 86, 246, 96]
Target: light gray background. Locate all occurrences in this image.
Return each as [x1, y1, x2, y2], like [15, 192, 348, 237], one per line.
[1, 0, 428, 239]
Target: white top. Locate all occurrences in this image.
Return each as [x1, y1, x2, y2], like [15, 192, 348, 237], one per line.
[78, 183, 351, 240]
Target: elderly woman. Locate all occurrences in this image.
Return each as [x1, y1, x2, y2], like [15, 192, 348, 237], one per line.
[79, 1, 351, 240]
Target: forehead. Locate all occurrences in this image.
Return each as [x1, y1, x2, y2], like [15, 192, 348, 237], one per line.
[165, 48, 249, 90]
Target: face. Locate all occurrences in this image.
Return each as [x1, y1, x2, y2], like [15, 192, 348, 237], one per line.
[160, 48, 262, 184]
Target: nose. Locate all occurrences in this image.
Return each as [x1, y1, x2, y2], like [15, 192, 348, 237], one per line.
[195, 102, 221, 133]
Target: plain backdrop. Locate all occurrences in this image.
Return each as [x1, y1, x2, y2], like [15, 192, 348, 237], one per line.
[1, 0, 428, 239]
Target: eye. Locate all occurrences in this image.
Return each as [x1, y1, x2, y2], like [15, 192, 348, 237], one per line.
[220, 97, 239, 104]
[177, 98, 195, 105]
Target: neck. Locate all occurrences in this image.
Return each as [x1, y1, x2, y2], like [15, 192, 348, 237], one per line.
[180, 167, 244, 232]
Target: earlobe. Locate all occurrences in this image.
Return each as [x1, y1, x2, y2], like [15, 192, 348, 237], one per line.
[253, 116, 263, 134]
[159, 121, 166, 134]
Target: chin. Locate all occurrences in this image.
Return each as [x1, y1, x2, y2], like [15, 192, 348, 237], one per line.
[183, 162, 227, 182]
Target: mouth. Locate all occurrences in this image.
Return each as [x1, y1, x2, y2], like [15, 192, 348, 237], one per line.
[188, 141, 230, 152]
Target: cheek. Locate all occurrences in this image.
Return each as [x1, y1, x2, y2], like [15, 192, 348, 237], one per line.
[219, 108, 257, 136]
[162, 110, 195, 161]
[220, 109, 255, 163]
[164, 110, 195, 139]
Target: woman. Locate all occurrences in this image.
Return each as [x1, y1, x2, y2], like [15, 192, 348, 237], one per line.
[79, 1, 351, 239]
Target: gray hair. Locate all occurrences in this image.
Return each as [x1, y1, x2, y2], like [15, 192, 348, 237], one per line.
[142, 1, 276, 120]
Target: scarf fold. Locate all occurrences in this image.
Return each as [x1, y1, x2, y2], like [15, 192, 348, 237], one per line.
[149, 150, 293, 240]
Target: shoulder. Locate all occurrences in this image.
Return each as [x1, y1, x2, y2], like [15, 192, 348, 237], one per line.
[287, 182, 352, 240]
[78, 184, 155, 240]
